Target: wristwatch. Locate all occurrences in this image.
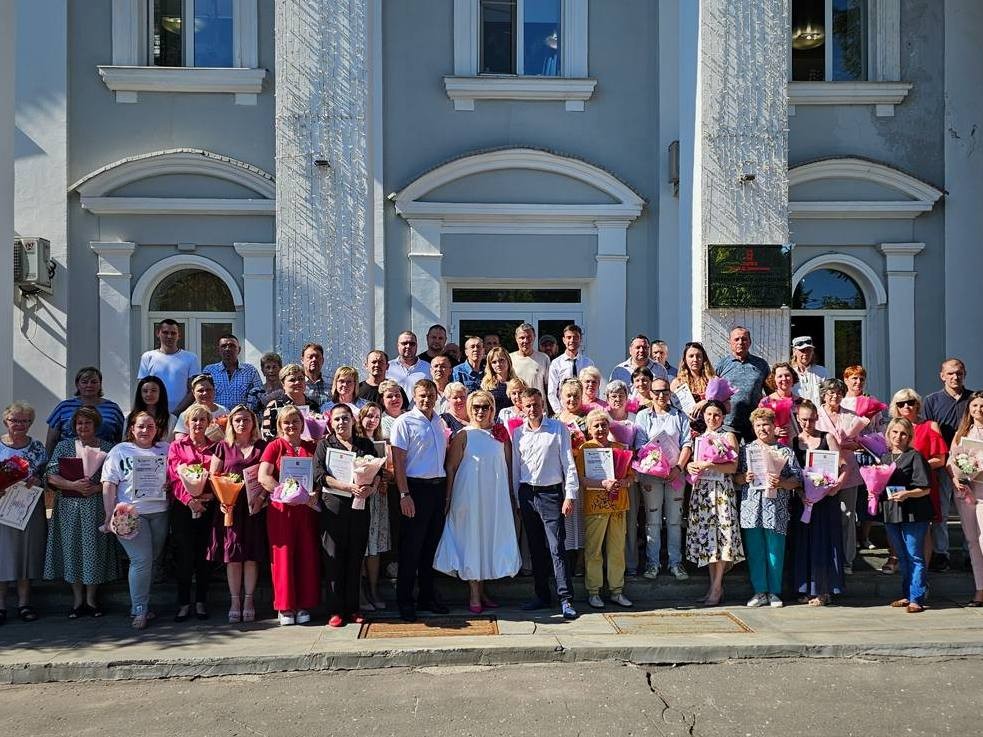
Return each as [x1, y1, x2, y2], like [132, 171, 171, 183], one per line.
[399, 491, 410, 499]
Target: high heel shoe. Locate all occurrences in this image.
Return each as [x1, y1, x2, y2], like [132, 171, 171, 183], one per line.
[468, 601, 483, 614]
[229, 595, 242, 624]
[242, 594, 256, 623]
[703, 589, 724, 607]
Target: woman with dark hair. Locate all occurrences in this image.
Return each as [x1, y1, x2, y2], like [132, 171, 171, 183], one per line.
[45, 366, 125, 454]
[949, 391, 983, 607]
[131, 376, 173, 438]
[671, 341, 716, 427]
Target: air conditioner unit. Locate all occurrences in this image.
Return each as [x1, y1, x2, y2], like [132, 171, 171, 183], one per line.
[13, 237, 54, 294]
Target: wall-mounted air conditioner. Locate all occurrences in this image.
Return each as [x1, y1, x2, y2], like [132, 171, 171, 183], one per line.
[13, 237, 54, 294]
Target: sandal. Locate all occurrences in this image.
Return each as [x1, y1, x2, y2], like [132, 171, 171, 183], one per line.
[242, 594, 255, 623]
[68, 605, 86, 619]
[889, 598, 910, 608]
[18, 606, 38, 622]
[132, 613, 148, 630]
[881, 557, 899, 574]
[89, 605, 104, 618]
[807, 595, 829, 607]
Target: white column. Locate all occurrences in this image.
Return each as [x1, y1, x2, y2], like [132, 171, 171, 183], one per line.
[406, 220, 444, 340]
[91, 242, 136, 408]
[588, 221, 630, 372]
[235, 242, 276, 367]
[0, 1, 14, 409]
[880, 242, 924, 390]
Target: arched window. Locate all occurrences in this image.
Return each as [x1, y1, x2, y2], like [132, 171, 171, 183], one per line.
[791, 268, 866, 378]
[147, 268, 241, 366]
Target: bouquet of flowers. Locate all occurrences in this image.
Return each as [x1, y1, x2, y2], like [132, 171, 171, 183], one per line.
[302, 413, 328, 442]
[350, 455, 387, 510]
[609, 420, 636, 446]
[210, 472, 245, 526]
[953, 449, 983, 484]
[705, 377, 735, 402]
[613, 448, 634, 481]
[859, 463, 896, 515]
[109, 502, 140, 540]
[857, 432, 888, 459]
[700, 433, 738, 465]
[178, 463, 210, 519]
[490, 423, 510, 445]
[801, 469, 838, 523]
[0, 455, 30, 492]
[570, 429, 587, 454]
[506, 416, 525, 437]
[822, 407, 869, 443]
[633, 441, 670, 478]
[852, 395, 888, 419]
[625, 398, 642, 414]
[271, 477, 312, 506]
[759, 396, 793, 445]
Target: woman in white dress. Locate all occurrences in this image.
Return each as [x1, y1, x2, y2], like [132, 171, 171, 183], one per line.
[434, 390, 521, 613]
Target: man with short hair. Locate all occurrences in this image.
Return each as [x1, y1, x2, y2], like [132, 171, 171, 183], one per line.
[358, 349, 408, 407]
[512, 388, 579, 620]
[650, 340, 677, 381]
[790, 336, 828, 406]
[418, 324, 448, 363]
[483, 333, 501, 353]
[201, 334, 262, 408]
[539, 334, 559, 360]
[547, 324, 595, 413]
[510, 323, 550, 397]
[610, 335, 668, 386]
[391, 379, 450, 622]
[430, 353, 453, 412]
[923, 358, 975, 572]
[452, 336, 485, 392]
[300, 343, 332, 407]
[714, 326, 770, 442]
[386, 331, 431, 398]
[137, 319, 200, 414]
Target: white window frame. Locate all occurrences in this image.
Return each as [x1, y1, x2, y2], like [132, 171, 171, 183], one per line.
[445, 0, 594, 111]
[788, 0, 911, 117]
[448, 293, 585, 346]
[98, 0, 265, 105]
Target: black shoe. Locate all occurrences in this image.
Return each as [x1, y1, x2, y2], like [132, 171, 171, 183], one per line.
[195, 604, 210, 621]
[419, 600, 450, 615]
[930, 554, 950, 573]
[520, 597, 551, 611]
[174, 605, 191, 623]
[399, 607, 417, 623]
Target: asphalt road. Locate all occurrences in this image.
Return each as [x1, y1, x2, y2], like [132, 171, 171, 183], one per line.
[4, 658, 978, 737]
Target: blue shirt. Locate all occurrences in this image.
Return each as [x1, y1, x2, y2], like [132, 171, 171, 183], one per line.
[202, 361, 263, 408]
[46, 398, 126, 444]
[452, 361, 484, 392]
[923, 387, 976, 445]
[714, 353, 770, 441]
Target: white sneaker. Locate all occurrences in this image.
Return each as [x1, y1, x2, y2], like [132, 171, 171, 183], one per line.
[642, 566, 660, 580]
[296, 609, 311, 624]
[746, 593, 768, 608]
[278, 611, 296, 626]
[669, 564, 689, 580]
[588, 594, 605, 608]
[610, 593, 633, 608]
[767, 594, 784, 608]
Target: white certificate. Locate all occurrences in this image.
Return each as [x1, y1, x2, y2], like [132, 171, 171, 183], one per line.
[805, 449, 840, 479]
[280, 456, 314, 492]
[745, 444, 771, 491]
[131, 454, 167, 500]
[0, 481, 43, 531]
[326, 449, 357, 485]
[582, 447, 615, 482]
[674, 384, 697, 415]
[956, 437, 983, 453]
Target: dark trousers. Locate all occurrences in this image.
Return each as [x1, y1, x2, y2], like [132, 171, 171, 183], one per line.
[320, 492, 370, 617]
[396, 477, 446, 610]
[170, 502, 213, 606]
[519, 483, 573, 603]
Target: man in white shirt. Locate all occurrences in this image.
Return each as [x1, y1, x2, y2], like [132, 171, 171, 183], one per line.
[790, 336, 828, 405]
[510, 323, 550, 397]
[137, 319, 200, 415]
[610, 335, 669, 386]
[386, 331, 431, 399]
[547, 324, 595, 414]
[390, 379, 449, 622]
[511, 388, 579, 619]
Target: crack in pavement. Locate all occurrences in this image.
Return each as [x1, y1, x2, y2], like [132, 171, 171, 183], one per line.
[645, 670, 700, 736]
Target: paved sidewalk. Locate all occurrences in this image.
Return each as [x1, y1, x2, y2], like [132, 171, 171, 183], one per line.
[4, 587, 983, 684]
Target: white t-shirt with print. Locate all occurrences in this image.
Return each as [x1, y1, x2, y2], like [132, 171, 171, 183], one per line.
[101, 442, 171, 516]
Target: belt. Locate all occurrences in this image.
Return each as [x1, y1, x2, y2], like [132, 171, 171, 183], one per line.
[520, 482, 562, 492]
[408, 477, 446, 485]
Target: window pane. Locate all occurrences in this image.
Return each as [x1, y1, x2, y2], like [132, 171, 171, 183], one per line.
[834, 320, 863, 378]
[791, 0, 825, 81]
[792, 269, 866, 310]
[459, 319, 524, 352]
[452, 288, 581, 303]
[200, 322, 234, 366]
[194, 0, 234, 68]
[523, 0, 561, 76]
[831, 0, 867, 81]
[153, 0, 184, 67]
[481, 0, 516, 74]
[149, 269, 236, 312]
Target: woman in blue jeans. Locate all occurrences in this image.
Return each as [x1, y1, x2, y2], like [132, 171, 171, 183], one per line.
[878, 417, 932, 613]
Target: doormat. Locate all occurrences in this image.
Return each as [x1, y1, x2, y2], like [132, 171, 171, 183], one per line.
[358, 616, 499, 639]
[604, 611, 752, 635]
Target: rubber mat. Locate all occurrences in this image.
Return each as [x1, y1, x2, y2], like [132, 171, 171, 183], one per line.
[358, 616, 499, 639]
[604, 611, 752, 635]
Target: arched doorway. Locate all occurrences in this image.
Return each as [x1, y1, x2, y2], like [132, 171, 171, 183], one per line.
[790, 267, 866, 378]
[146, 268, 241, 366]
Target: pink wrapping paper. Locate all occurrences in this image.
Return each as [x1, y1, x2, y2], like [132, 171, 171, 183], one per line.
[860, 463, 896, 515]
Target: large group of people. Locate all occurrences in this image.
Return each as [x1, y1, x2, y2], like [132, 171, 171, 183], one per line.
[1, 318, 981, 631]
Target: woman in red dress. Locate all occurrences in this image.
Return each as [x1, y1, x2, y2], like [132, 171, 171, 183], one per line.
[257, 405, 321, 626]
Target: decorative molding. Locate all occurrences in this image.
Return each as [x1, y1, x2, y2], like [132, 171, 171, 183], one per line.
[131, 254, 244, 308]
[90, 241, 137, 408]
[97, 66, 267, 104]
[788, 81, 912, 117]
[871, 0, 901, 82]
[452, 0, 479, 77]
[443, 76, 597, 111]
[90, 241, 136, 277]
[792, 254, 888, 306]
[788, 201, 934, 219]
[72, 148, 275, 199]
[234, 242, 275, 367]
[562, 0, 589, 78]
[80, 197, 274, 216]
[879, 242, 925, 272]
[789, 158, 943, 202]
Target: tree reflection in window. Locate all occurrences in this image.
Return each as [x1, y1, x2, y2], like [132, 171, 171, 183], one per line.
[149, 269, 235, 312]
[792, 268, 866, 310]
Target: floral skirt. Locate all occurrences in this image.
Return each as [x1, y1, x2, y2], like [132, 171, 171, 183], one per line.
[686, 478, 745, 567]
[366, 485, 391, 556]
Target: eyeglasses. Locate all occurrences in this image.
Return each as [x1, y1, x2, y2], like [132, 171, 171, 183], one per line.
[895, 400, 918, 408]
[471, 404, 492, 411]
[652, 389, 671, 396]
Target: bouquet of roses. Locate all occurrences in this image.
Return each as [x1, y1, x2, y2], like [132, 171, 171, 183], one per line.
[625, 398, 642, 414]
[860, 462, 896, 515]
[109, 502, 140, 540]
[801, 469, 838, 523]
[953, 449, 983, 484]
[272, 477, 312, 506]
[570, 429, 587, 454]
[609, 420, 636, 446]
[0, 455, 30, 492]
[821, 407, 869, 443]
[210, 472, 245, 526]
[857, 432, 888, 459]
[759, 396, 793, 445]
[852, 395, 888, 419]
[490, 423, 510, 445]
[301, 413, 328, 442]
[705, 377, 735, 402]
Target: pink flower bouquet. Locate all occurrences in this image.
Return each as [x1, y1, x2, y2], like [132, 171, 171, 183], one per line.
[952, 448, 983, 483]
[350, 455, 386, 510]
[633, 442, 671, 478]
[178, 463, 209, 497]
[302, 413, 328, 442]
[705, 377, 735, 402]
[625, 398, 642, 414]
[506, 417, 525, 437]
[801, 469, 838, 523]
[853, 395, 888, 419]
[860, 463, 896, 515]
[699, 433, 738, 464]
[609, 420, 636, 446]
[759, 396, 793, 445]
[271, 477, 312, 506]
[109, 502, 140, 540]
[857, 432, 888, 458]
[613, 448, 634, 481]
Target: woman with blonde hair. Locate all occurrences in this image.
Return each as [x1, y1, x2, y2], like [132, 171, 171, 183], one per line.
[378, 379, 406, 438]
[260, 364, 320, 442]
[557, 378, 589, 571]
[578, 366, 607, 412]
[481, 347, 517, 412]
[320, 365, 367, 414]
[208, 404, 267, 623]
[497, 377, 528, 425]
[441, 381, 471, 436]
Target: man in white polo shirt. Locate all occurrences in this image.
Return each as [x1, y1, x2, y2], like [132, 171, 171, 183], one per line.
[137, 319, 200, 415]
[390, 379, 449, 622]
[387, 331, 431, 398]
